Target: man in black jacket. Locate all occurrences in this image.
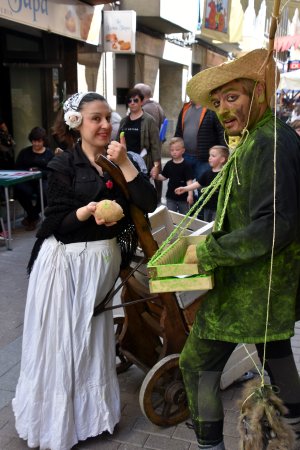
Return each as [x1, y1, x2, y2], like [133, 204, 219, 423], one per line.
[175, 101, 226, 179]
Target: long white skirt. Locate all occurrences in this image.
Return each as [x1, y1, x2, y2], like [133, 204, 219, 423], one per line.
[12, 236, 122, 450]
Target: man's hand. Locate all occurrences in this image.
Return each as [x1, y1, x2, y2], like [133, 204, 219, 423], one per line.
[187, 193, 194, 206]
[175, 186, 186, 195]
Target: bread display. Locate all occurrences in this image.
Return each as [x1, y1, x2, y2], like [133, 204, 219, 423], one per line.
[105, 33, 131, 51]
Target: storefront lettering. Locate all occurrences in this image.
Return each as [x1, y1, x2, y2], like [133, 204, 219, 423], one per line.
[8, 0, 48, 21]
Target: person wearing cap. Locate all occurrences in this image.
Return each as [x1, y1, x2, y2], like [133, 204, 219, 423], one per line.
[12, 92, 157, 450]
[179, 49, 300, 449]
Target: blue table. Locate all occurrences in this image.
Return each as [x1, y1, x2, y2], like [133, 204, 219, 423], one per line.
[0, 171, 44, 250]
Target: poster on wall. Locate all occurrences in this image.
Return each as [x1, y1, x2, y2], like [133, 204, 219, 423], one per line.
[103, 10, 136, 53]
[204, 0, 229, 34]
[201, 0, 243, 43]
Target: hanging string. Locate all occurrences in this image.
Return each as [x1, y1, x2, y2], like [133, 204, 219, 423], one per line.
[241, 19, 283, 396]
[260, 33, 280, 388]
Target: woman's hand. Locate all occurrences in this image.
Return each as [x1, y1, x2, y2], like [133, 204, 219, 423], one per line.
[77, 202, 117, 227]
[107, 132, 139, 182]
[107, 132, 128, 166]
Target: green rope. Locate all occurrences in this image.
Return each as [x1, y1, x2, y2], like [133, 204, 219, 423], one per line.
[148, 131, 254, 268]
[148, 160, 229, 266]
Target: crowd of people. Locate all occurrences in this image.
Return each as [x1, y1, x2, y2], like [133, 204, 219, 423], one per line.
[1, 54, 299, 450]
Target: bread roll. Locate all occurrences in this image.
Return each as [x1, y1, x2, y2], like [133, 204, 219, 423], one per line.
[95, 200, 124, 222]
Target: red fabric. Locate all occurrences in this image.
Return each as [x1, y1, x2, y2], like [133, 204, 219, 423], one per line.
[274, 35, 300, 52]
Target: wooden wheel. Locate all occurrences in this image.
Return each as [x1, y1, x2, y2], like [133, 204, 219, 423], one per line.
[139, 354, 189, 426]
[114, 316, 132, 374]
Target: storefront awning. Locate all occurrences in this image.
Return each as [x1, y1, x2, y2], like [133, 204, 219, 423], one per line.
[278, 69, 300, 90]
[274, 35, 300, 52]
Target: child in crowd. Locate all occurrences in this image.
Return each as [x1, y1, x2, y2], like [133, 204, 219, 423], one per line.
[175, 145, 229, 221]
[155, 137, 194, 214]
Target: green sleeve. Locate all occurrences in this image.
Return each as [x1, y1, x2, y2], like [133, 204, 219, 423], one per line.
[196, 126, 300, 271]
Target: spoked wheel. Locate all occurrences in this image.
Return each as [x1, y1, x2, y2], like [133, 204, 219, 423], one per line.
[139, 354, 189, 426]
[114, 316, 133, 374]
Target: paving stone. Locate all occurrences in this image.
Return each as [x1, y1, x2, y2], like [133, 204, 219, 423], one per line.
[108, 428, 148, 447]
[2, 436, 34, 449]
[143, 433, 190, 449]
[224, 409, 240, 424]
[223, 420, 239, 438]
[189, 443, 199, 450]
[0, 434, 12, 447]
[76, 435, 120, 449]
[0, 390, 15, 411]
[133, 417, 175, 437]
[171, 423, 197, 442]
[224, 435, 240, 450]
[0, 362, 20, 392]
[0, 408, 19, 438]
[0, 337, 22, 377]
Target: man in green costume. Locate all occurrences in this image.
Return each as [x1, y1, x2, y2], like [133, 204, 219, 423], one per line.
[179, 48, 300, 450]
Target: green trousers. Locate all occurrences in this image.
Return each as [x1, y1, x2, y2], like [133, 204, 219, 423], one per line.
[179, 327, 300, 446]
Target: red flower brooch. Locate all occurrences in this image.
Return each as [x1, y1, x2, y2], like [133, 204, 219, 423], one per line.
[106, 180, 113, 189]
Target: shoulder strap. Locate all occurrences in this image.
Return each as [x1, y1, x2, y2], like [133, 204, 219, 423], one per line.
[182, 102, 207, 130]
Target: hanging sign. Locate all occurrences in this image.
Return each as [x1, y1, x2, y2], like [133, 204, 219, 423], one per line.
[103, 10, 136, 53]
[201, 0, 243, 43]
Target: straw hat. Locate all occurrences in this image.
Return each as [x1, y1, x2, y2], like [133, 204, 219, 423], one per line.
[186, 49, 280, 110]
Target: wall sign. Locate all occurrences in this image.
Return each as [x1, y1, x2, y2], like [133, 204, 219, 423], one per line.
[103, 10, 136, 53]
[0, 0, 102, 45]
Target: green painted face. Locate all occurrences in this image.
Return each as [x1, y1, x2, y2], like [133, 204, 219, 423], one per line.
[210, 81, 259, 136]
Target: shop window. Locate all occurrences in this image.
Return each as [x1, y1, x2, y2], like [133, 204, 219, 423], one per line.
[4, 31, 42, 61]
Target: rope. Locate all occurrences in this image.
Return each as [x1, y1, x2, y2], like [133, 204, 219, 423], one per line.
[260, 33, 280, 387]
[148, 167, 226, 266]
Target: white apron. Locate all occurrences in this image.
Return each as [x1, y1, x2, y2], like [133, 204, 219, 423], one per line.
[12, 236, 122, 450]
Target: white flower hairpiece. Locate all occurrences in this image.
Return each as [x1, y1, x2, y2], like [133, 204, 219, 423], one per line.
[64, 110, 82, 129]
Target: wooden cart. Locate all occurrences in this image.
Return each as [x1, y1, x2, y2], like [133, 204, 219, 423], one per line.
[94, 155, 259, 427]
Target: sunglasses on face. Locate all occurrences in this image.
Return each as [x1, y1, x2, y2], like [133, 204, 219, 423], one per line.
[128, 98, 139, 104]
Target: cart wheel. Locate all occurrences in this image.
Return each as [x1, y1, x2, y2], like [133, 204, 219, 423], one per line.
[139, 354, 189, 426]
[114, 316, 132, 374]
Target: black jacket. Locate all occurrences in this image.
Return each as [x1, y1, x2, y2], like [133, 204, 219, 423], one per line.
[174, 102, 226, 161]
[28, 144, 157, 273]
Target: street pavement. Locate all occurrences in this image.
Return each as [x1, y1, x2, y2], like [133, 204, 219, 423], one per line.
[1, 217, 300, 450]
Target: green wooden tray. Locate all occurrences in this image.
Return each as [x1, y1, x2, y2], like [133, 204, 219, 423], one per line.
[147, 235, 214, 293]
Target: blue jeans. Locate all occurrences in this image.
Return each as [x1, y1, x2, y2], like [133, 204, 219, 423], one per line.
[183, 154, 210, 180]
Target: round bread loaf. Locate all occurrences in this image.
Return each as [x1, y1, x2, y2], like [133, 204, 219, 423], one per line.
[95, 199, 124, 222]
